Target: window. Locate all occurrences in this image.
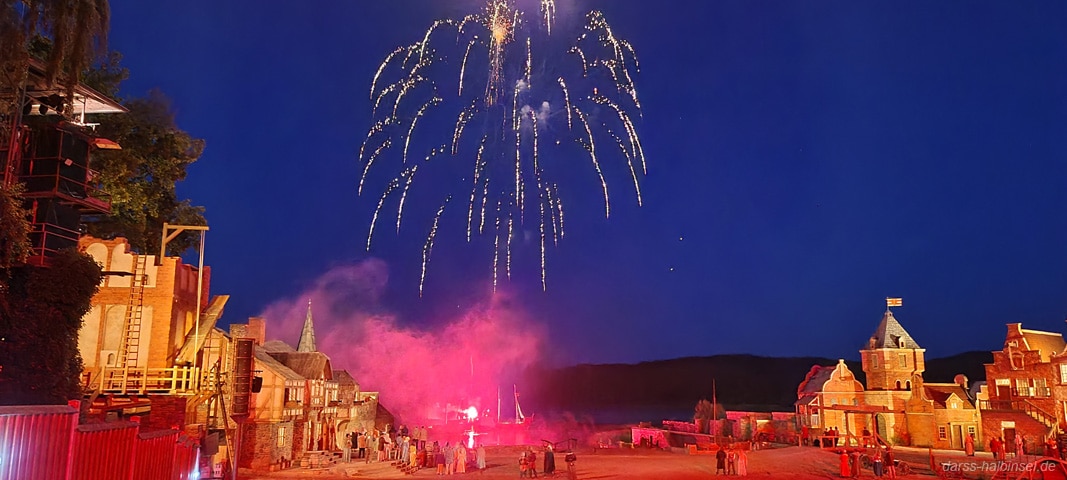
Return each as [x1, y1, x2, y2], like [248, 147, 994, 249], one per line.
[995, 378, 1010, 386]
[812, 414, 821, 428]
[1015, 378, 1031, 397]
[1060, 364, 1067, 384]
[1035, 378, 1049, 397]
[898, 353, 907, 367]
[278, 426, 287, 447]
[949, 400, 958, 409]
[967, 426, 976, 436]
[938, 426, 947, 440]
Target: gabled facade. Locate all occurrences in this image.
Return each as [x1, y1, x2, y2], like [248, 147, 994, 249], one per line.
[795, 360, 866, 436]
[222, 309, 382, 472]
[77, 236, 227, 428]
[980, 323, 1063, 455]
[797, 308, 981, 449]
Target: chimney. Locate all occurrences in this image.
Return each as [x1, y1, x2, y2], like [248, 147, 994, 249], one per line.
[247, 317, 267, 345]
[953, 374, 969, 390]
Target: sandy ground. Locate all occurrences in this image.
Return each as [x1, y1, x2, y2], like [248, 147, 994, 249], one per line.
[240, 444, 962, 480]
[242, 443, 1067, 479]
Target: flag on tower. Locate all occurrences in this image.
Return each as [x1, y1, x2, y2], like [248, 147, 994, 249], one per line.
[886, 297, 903, 307]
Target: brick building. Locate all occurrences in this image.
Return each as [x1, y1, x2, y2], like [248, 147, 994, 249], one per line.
[979, 323, 1062, 455]
[220, 305, 385, 471]
[796, 309, 980, 449]
[78, 236, 227, 426]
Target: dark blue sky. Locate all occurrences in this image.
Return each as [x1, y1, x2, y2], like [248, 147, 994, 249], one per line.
[107, 0, 1067, 365]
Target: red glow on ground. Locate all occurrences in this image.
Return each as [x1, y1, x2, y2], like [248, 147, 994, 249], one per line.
[257, 260, 544, 424]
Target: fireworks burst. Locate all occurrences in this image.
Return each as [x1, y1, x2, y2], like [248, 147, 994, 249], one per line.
[360, 0, 645, 296]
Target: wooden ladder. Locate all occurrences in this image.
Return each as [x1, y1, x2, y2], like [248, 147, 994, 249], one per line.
[118, 254, 148, 369]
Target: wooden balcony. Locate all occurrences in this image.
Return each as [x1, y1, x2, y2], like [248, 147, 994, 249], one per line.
[83, 366, 202, 396]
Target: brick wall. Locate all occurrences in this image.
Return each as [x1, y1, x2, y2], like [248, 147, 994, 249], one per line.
[78, 236, 212, 370]
[144, 395, 187, 430]
[981, 410, 1047, 455]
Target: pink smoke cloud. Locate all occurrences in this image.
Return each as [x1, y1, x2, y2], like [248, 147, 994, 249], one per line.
[256, 259, 544, 424]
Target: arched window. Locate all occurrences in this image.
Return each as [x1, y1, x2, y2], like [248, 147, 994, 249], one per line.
[905, 381, 911, 390]
[895, 380, 902, 390]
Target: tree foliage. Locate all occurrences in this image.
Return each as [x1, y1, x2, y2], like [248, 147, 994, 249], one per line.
[0, 183, 30, 270]
[87, 90, 207, 255]
[0, 0, 110, 98]
[0, 249, 101, 405]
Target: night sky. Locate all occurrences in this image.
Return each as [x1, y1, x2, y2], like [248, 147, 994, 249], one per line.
[106, 0, 1067, 366]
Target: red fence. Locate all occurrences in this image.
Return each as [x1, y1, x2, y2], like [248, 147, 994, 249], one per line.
[0, 404, 78, 480]
[0, 402, 200, 480]
[70, 421, 138, 480]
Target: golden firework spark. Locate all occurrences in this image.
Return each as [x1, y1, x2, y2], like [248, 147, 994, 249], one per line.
[360, 0, 646, 292]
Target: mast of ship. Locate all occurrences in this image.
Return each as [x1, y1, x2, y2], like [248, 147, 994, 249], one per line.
[514, 384, 525, 424]
[712, 378, 717, 437]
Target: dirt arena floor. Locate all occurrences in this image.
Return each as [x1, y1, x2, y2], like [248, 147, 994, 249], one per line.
[244, 444, 1028, 480]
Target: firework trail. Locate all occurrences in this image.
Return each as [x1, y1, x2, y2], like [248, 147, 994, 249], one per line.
[359, 0, 645, 294]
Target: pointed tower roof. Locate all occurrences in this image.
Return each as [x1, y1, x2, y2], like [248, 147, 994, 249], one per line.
[297, 299, 317, 352]
[866, 310, 921, 349]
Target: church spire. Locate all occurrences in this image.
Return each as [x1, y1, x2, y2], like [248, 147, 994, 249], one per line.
[297, 299, 316, 352]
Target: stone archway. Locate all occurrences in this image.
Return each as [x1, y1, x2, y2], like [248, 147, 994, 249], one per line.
[875, 414, 888, 443]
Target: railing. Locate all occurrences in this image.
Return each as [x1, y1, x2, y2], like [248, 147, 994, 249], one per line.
[978, 399, 1057, 427]
[19, 158, 111, 212]
[26, 221, 81, 265]
[83, 365, 202, 396]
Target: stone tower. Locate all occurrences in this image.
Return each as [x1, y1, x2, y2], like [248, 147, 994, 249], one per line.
[860, 310, 925, 391]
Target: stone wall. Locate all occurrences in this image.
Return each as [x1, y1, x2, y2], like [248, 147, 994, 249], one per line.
[239, 420, 295, 471]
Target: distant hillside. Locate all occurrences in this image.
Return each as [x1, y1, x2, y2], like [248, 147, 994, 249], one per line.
[522, 351, 992, 413]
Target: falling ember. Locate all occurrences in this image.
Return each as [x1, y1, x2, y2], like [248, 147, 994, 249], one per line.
[359, 0, 646, 293]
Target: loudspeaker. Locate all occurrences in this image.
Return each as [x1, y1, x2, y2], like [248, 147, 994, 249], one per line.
[232, 338, 253, 417]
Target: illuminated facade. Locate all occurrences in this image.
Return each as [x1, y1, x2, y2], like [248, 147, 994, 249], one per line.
[979, 323, 1063, 455]
[796, 310, 980, 449]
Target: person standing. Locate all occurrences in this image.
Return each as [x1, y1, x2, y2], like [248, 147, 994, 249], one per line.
[343, 433, 352, 463]
[477, 444, 487, 471]
[436, 443, 446, 475]
[358, 430, 367, 459]
[727, 448, 737, 475]
[965, 433, 975, 457]
[990, 437, 1001, 461]
[884, 448, 896, 480]
[738, 448, 748, 476]
[457, 443, 467, 473]
[445, 442, 455, 475]
[528, 450, 538, 478]
[543, 444, 556, 475]
[716, 448, 727, 475]
[1016, 434, 1025, 458]
[410, 439, 418, 469]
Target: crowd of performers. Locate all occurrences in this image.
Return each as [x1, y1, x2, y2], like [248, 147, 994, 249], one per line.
[518, 444, 563, 478]
[341, 425, 489, 474]
[713, 445, 749, 476]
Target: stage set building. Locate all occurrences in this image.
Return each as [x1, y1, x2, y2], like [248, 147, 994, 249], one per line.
[77, 236, 387, 472]
[795, 309, 980, 450]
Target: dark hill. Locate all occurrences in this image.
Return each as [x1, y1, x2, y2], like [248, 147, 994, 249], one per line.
[522, 351, 991, 413]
